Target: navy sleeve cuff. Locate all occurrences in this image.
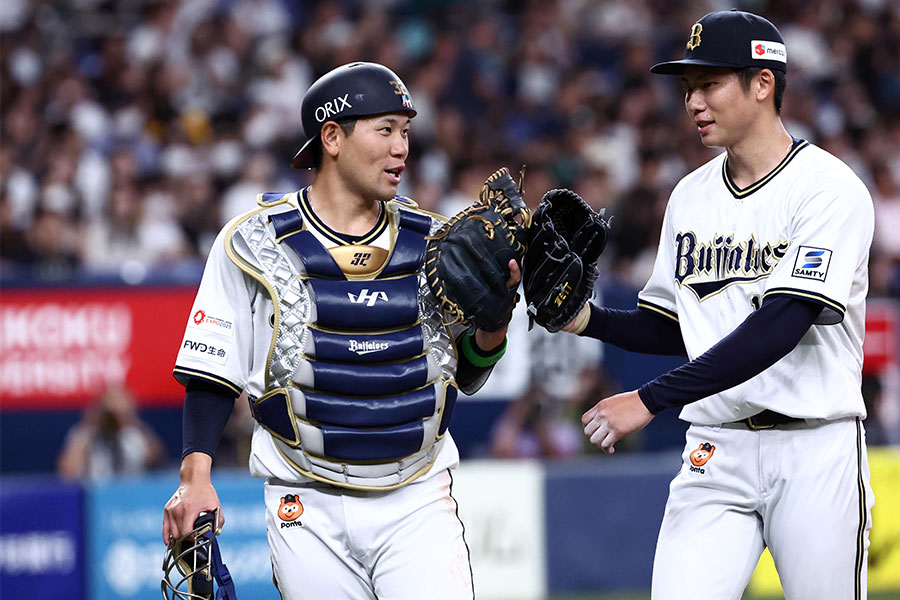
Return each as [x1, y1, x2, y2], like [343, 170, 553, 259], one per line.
[637, 384, 662, 415]
[182, 378, 237, 459]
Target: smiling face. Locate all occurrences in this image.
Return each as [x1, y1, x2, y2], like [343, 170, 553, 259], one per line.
[332, 112, 411, 202]
[681, 66, 759, 149]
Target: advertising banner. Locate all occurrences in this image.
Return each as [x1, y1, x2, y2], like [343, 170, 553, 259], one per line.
[453, 460, 547, 599]
[544, 455, 678, 593]
[86, 471, 272, 600]
[0, 287, 196, 410]
[863, 298, 899, 376]
[0, 478, 84, 600]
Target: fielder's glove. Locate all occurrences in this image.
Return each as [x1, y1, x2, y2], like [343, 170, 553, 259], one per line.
[425, 167, 531, 332]
[523, 188, 611, 332]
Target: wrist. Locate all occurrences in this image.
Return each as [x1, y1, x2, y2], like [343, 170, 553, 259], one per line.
[563, 303, 592, 334]
[179, 452, 213, 483]
[474, 328, 507, 352]
[462, 329, 507, 367]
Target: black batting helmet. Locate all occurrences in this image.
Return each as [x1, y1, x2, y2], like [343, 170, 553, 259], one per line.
[290, 62, 417, 169]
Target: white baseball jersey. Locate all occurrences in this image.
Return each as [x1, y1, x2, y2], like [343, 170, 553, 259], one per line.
[172, 191, 461, 486]
[638, 140, 874, 424]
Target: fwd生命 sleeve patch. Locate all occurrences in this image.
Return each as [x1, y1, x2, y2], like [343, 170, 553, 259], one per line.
[178, 332, 230, 365]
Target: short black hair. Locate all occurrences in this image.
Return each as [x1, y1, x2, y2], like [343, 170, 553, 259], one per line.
[311, 119, 357, 169]
[737, 67, 786, 115]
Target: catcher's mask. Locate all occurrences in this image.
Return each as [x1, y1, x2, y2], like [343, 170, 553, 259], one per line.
[290, 61, 416, 169]
[161, 509, 237, 600]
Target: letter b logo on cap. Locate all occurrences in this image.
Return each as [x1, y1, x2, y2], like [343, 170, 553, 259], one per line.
[686, 23, 703, 51]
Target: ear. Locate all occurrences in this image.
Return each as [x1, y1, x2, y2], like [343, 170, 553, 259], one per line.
[756, 69, 776, 105]
[319, 121, 343, 159]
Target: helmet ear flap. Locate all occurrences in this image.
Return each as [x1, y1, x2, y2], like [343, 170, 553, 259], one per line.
[161, 511, 220, 600]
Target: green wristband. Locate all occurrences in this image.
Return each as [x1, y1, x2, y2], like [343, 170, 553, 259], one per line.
[460, 330, 507, 368]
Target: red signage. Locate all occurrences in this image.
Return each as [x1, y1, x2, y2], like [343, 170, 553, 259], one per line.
[0, 287, 197, 410]
[863, 298, 900, 376]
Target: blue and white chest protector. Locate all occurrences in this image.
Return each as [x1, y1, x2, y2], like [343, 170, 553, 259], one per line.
[175, 192, 462, 490]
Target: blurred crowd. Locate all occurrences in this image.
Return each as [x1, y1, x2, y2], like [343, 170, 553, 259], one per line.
[2, 0, 898, 295]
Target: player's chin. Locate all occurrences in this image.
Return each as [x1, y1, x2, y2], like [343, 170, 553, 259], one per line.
[698, 133, 725, 148]
[376, 179, 401, 200]
[369, 184, 397, 203]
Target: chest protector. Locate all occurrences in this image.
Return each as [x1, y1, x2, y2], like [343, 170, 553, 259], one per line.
[230, 193, 458, 490]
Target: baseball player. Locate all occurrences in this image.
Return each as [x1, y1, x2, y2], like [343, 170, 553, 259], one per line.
[573, 11, 874, 599]
[162, 62, 518, 599]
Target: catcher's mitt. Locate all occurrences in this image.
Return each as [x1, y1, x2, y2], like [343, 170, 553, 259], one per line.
[425, 167, 531, 332]
[523, 188, 611, 332]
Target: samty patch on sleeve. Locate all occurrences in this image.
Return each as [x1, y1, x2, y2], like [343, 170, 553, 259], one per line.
[791, 246, 832, 282]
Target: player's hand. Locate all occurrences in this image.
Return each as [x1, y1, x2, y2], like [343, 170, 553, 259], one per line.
[474, 259, 521, 349]
[162, 452, 224, 545]
[581, 390, 654, 454]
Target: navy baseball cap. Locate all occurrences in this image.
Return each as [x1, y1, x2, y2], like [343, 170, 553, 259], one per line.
[651, 10, 787, 75]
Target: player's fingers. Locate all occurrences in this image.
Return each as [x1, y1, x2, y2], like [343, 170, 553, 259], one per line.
[589, 422, 610, 446]
[506, 259, 521, 289]
[163, 508, 182, 545]
[600, 430, 618, 454]
[581, 406, 598, 425]
[215, 507, 226, 534]
[583, 415, 602, 437]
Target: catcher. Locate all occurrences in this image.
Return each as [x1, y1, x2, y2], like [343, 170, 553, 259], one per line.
[163, 60, 526, 600]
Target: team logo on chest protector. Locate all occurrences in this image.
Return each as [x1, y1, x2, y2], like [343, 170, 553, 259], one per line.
[347, 288, 389, 306]
[674, 232, 790, 300]
[278, 494, 304, 528]
[689, 442, 715, 474]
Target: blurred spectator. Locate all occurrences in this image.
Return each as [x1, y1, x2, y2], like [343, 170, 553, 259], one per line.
[220, 151, 280, 225]
[57, 386, 165, 480]
[490, 383, 583, 460]
[81, 180, 188, 274]
[871, 162, 900, 295]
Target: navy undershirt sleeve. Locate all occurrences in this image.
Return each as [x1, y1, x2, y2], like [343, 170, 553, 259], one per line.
[638, 295, 823, 414]
[182, 378, 237, 459]
[579, 302, 687, 356]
